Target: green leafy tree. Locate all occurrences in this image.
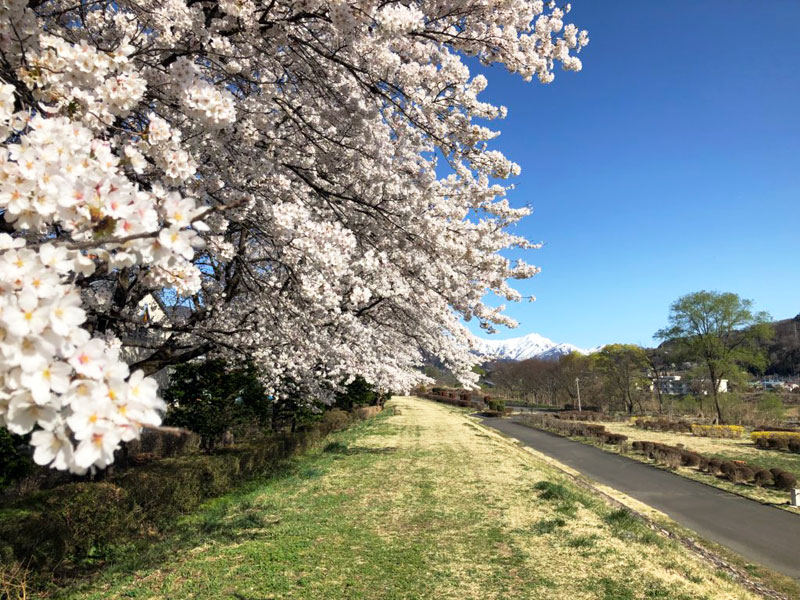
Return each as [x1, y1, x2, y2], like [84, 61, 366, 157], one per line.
[335, 376, 377, 411]
[163, 360, 270, 450]
[593, 344, 650, 414]
[656, 291, 773, 424]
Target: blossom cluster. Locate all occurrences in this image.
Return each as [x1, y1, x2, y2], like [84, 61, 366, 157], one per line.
[1, 0, 589, 470]
[0, 235, 163, 472]
[0, 99, 204, 472]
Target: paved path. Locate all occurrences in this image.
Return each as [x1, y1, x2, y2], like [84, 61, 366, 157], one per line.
[480, 416, 800, 580]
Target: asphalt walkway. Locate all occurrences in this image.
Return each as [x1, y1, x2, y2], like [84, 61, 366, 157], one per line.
[480, 416, 800, 579]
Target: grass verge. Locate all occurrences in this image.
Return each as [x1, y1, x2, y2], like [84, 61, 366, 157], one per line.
[46, 397, 773, 600]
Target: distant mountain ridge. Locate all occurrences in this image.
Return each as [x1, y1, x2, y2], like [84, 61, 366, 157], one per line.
[475, 332, 597, 361]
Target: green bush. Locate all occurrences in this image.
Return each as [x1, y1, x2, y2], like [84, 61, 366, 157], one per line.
[125, 428, 201, 460]
[0, 483, 134, 566]
[163, 359, 270, 450]
[334, 376, 382, 411]
[757, 393, 785, 422]
[0, 430, 34, 490]
[487, 398, 506, 413]
[318, 409, 353, 435]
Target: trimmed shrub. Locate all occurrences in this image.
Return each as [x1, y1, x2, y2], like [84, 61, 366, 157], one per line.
[774, 471, 798, 491]
[641, 441, 655, 457]
[769, 437, 790, 451]
[751, 431, 800, 445]
[487, 398, 506, 413]
[770, 467, 784, 479]
[518, 414, 608, 441]
[652, 446, 681, 469]
[481, 410, 504, 417]
[354, 406, 382, 420]
[754, 470, 774, 487]
[318, 409, 353, 435]
[557, 411, 603, 422]
[127, 427, 201, 459]
[706, 459, 723, 474]
[755, 437, 770, 450]
[634, 418, 691, 434]
[725, 465, 752, 484]
[680, 452, 702, 468]
[604, 433, 628, 445]
[691, 424, 744, 439]
[426, 393, 472, 408]
[736, 466, 755, 483]
[753, 426, 798, 433]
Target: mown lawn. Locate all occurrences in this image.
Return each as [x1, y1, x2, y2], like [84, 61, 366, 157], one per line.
[57, 398, 761, 600]
[593, 420, 800, 511]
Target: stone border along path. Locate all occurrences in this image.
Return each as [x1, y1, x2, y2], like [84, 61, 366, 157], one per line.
[479, 415, 800, 580]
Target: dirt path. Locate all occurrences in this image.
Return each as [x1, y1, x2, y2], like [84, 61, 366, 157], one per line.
[480, 416, 800, 580]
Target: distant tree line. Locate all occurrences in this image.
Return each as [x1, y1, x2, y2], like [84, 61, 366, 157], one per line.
[486, 291, 784, 425]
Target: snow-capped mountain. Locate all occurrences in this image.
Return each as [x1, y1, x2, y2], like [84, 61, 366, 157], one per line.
[475, 332, 595, 362]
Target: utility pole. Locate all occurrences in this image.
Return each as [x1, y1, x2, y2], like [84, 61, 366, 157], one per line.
[575, 377, 582, 412]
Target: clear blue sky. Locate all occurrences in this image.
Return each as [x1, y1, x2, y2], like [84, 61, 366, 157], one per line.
[466, 1, 800, 349]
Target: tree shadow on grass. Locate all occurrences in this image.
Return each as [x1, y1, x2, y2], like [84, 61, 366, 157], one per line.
[322, 441, 397, 455]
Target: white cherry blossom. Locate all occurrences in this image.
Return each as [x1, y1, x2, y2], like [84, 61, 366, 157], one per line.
[0, 0, 589, 472]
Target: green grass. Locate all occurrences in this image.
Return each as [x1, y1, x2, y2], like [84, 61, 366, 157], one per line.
[50, 398, 768, 600]
[603, 508, 664, 546]
[55, 413, 444, 599]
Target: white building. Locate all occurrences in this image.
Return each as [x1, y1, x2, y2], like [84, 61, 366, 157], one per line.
[652, 375, 727, 396]
[655, 375, 690, 396]
[118, 294, 192, 388]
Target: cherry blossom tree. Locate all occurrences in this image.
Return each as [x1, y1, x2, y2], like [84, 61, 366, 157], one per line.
[0, 0, 588, 472]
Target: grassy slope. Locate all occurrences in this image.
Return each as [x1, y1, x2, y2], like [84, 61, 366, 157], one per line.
[593, 421, 800, 511]
[58, 398, 760, 600]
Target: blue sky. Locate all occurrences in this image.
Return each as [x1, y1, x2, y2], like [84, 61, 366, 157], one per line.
[465, 1, 800, 349]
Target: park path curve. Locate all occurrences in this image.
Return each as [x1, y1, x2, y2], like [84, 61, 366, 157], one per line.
[480, 416, 800, 580]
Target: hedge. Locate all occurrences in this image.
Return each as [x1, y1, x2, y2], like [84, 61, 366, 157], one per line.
[0, 406, 380, 574]
[425, 393, 472, 408]
[556, 410, 604, 422]
[751, 431, 800, 444]
[519, 415, 626, 447]
[753, 434, 800, 453]
[691, 424, 744, 439]
[520, 414, 798, 494]
[633, 418, 691, 434]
